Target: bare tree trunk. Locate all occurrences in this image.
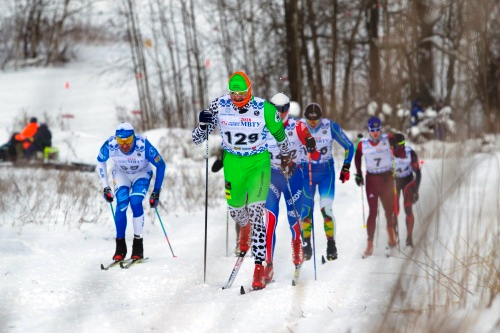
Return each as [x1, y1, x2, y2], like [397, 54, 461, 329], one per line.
[306, 0, 325, 108]
[366, 0, 380, 103]
[341, 2, 365, 124]
[284, 0, 301, 105]
[329, 0, 338, 119]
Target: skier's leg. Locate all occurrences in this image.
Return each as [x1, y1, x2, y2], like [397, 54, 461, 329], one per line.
[379, 174, 396, 246]
[129, 170, 153, 238]
[265, 178, 281, 263]
[403, 179, 416, 246]
[318, 168, 336, 259]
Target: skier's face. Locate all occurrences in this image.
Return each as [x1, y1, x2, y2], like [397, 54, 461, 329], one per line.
[307, 119, 320, 129]
[369, 129, 381, 140]
[118, 142, 133, 154]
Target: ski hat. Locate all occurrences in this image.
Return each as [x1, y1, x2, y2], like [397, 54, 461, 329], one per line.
[30, 117, 37, 123]
[270, 92, 291, 122]
[367, 116, 382, 132]
[393, 133, 405, 146]
[304, 103, 322, 120]
[228, 71, 252, 108]
[115, 122, 135, 142]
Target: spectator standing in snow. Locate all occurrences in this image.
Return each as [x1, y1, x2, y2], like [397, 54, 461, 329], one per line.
[392, 133, 421, 248]
[411, 99, 424, 126]
[192, 71, 292, 290]
[300, 103, 354, 262]
[97, 122, 166, 262]
[354, 116, 398, 257]
[263, 93, 321, 283]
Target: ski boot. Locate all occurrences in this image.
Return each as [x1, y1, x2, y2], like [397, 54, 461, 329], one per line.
[264, 262, 274, 283]
[387, 227, 398, 248]
[302, 238, 312, 261]
[131, 236, 144, 260]
[238, 223, 251, 253]
[252, 263, 266, 290]
[291, 239, 304, 266]
[326, 239, 338, 261]
[113, 238, 127, 261]
[406, 235, 413, 248]
[363, 240, 374, 258]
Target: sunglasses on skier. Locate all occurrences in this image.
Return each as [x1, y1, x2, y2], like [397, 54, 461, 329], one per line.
[116, 135, 134, 145]
[229, 87, 250, 96]
[273, 103, 290, 113]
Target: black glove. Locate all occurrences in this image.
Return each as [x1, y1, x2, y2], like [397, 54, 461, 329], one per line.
[355, 174, 364, 187]
[339, 163, 350, 183]
[103, 187, 114, 203]
[211, 158, 223, 173]
[150, 190, 160, 208]
[199, 109, 214, 125]
[411, 190, 419, 203]
[305, 136, 316, 152]
[280, 154, 296, 176]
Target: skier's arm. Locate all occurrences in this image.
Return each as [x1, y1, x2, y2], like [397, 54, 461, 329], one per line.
[410, 149, 421, 190]
[145, 140, 166, 192]
[97, 140, 111, 188]
[354, 141, 363, 175]
[263, 101, 290, 155]
[296, 121, 320, 160]
[192, 98, 220, 145]
[331, 122, 354, 164]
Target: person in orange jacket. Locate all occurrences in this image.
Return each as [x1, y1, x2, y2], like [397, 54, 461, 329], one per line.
[14, 117, 39, 154]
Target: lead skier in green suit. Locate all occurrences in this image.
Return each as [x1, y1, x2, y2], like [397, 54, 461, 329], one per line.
[192, 71, 293, 290]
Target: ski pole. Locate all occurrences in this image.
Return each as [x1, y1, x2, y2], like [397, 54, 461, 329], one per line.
[308, 153, 317, 281]
[353, 134, 366, 229]
[203, 127, 209, 282]
[109, 202, 115, 220]
[155, 207, 176, 257]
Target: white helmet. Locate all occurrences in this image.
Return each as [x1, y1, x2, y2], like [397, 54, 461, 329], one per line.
[270, 92, 290, 106]
[270, 92, 291, 123]
[289, 101, 300, 119]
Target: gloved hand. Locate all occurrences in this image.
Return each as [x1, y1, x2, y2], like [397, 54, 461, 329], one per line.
[150, 190, 160, 208]
[199, 109, 214, 126]
[355, 174, 364, 187]
[280, 154, 296, 176]
[339, 163, 350, 183]
[103, 187, 114, 203]
[411, 190, 419, 203]
[211, 158, 223, 173]
[305, 136, 316, 152]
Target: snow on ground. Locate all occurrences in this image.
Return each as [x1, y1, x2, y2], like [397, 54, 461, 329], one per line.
[0, 45, 498, 333]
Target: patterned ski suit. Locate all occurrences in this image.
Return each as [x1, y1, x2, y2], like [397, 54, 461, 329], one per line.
[192, 95, 290, 263]
[97, 135, 166, 238]
[301, 119, 354, 241]
[265, 118, 319, 262]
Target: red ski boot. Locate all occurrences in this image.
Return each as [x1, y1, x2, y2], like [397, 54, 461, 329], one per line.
[252, 264, 266, 290]
[264, 262, 274, 283]
[291, 239, 304, 266]
[238, 223, 251, 253]
[113, 238, 127, 261]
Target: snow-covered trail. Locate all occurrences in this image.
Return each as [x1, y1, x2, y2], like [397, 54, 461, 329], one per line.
[0, 169, 417, 333]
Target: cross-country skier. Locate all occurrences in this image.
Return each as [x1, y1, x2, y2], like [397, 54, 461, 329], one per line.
[97, 122, 166, 261]
[263, 93, 321, 283]
[192, 71, 292, 290]
[392, 133, 421, 248]
[300, 103, 354, 261]
[354, 116, 398, 257]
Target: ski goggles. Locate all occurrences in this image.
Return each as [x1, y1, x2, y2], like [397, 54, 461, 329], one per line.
[116, 135, 134, 145]
[273, 103, 290, 113]
[229, 87, 250, 96]
[368, 126, 381, 132]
